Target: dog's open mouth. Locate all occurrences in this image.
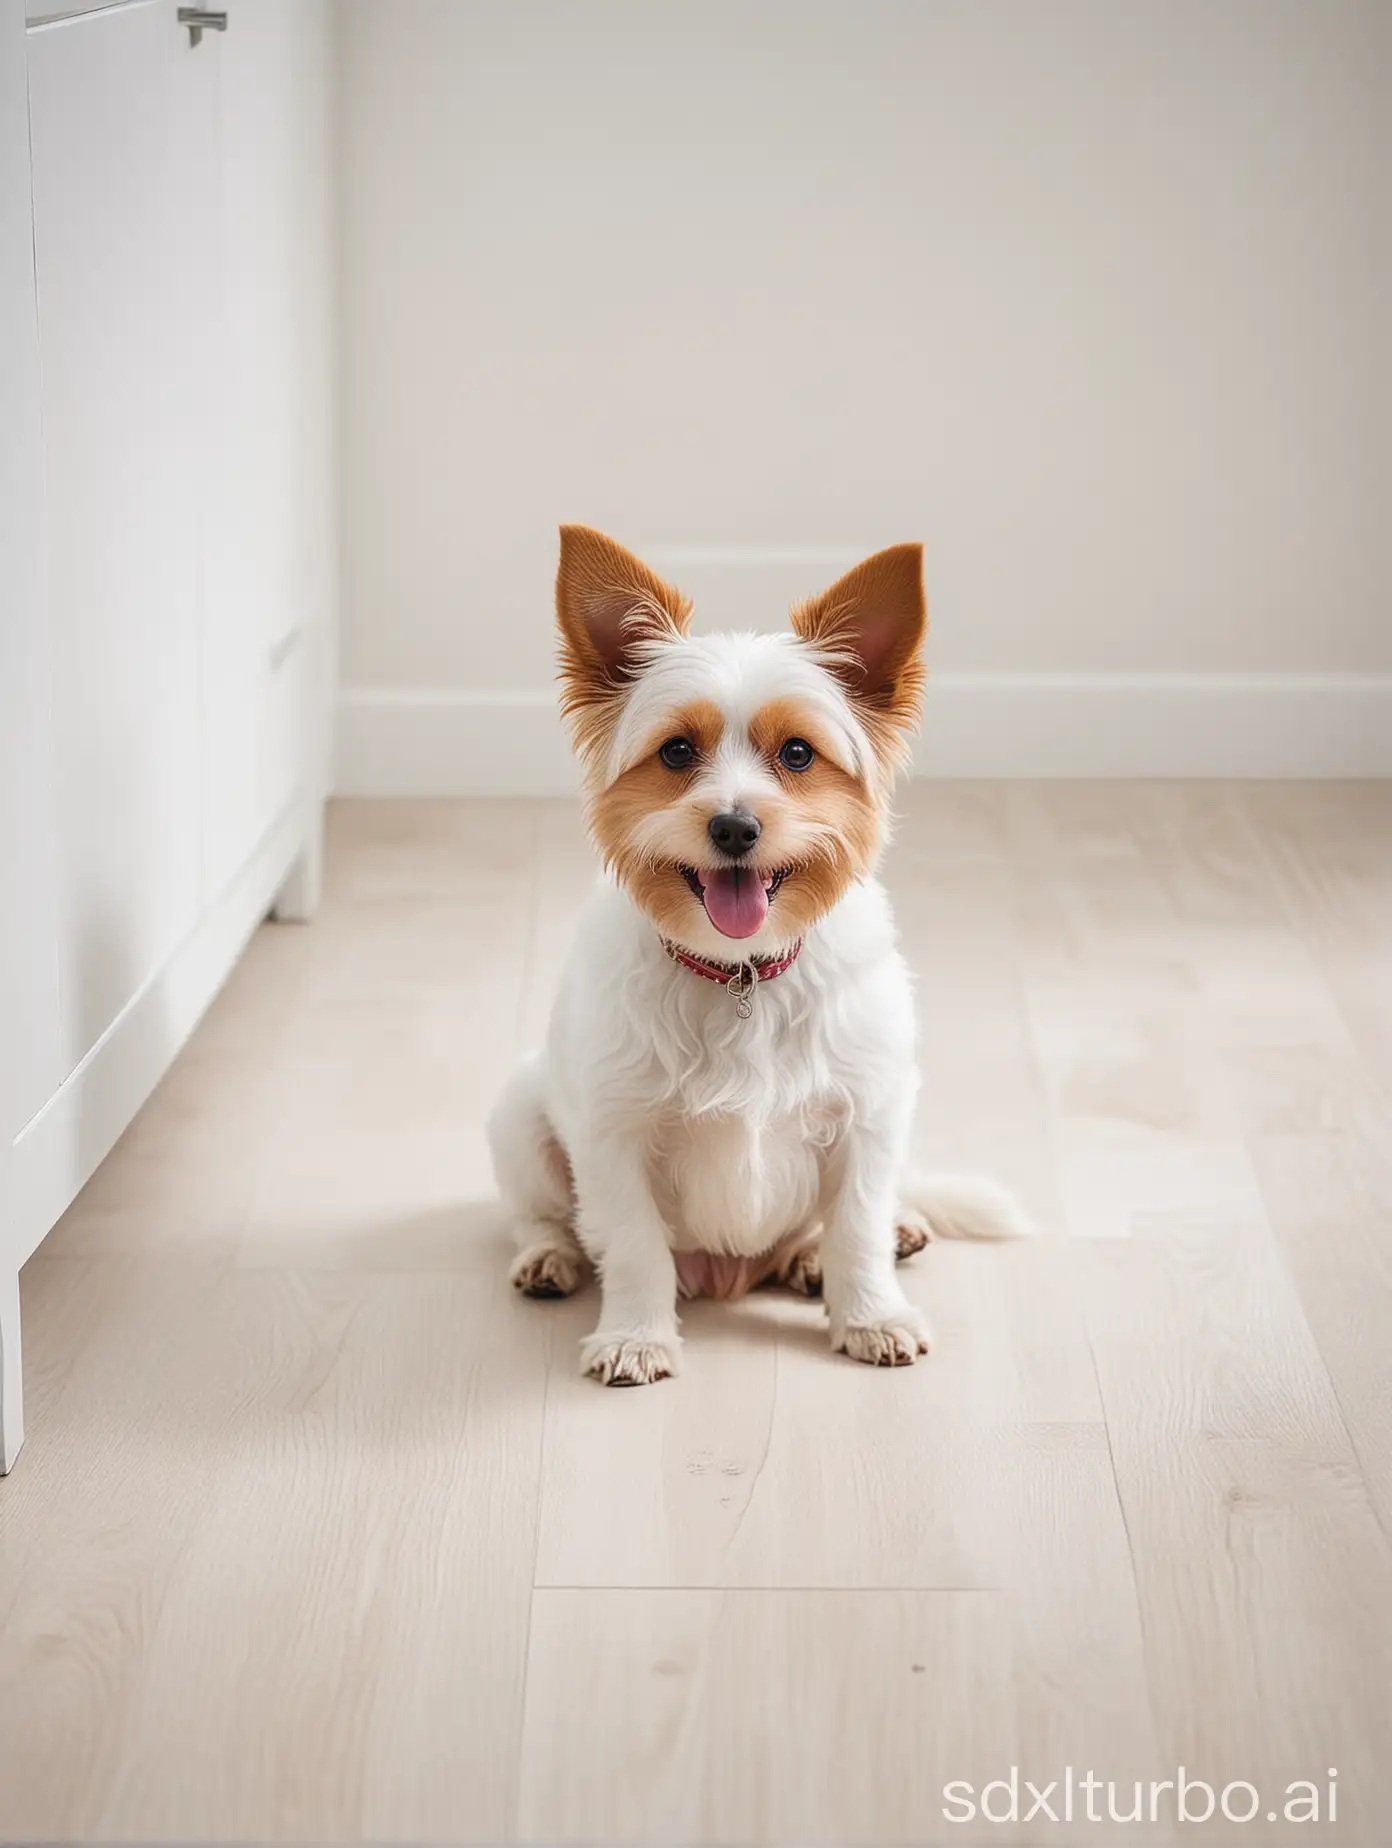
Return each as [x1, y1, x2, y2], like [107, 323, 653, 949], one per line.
[679, 865, 789, 940]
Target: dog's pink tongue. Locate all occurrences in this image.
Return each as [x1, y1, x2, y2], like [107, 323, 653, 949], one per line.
[702, 867, 769, 939]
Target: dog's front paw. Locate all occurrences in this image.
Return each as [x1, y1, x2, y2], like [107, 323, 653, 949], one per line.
[510, 1238, 587, 1299]
[838, 1312, 931, 1368]
[580, 1331, 681, 1387]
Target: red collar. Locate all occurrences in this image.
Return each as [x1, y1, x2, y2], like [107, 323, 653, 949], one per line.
[662, 938, 803, 988]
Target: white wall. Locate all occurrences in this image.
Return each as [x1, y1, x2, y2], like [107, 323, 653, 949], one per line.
[337, 0, 1391, 786]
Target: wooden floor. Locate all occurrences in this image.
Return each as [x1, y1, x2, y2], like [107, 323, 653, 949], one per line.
[2, 785, 1391, 1844]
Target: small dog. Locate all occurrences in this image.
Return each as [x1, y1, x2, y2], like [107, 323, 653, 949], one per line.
[488, 526, 1029, 1385]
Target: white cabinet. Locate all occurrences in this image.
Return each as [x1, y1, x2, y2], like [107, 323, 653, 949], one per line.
[1, 0, 62, 1476]
[27, 0, 209, 1075]
[0, 1, 60, 1153]
[200, 0, 335, 896]
[1, 0, 335, 1473]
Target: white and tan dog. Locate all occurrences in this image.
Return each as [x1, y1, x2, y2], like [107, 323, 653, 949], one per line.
[488, 526, 1029, 1386]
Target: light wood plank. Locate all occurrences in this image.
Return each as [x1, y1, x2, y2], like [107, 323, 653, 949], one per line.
[1078, 1216, 1392, 1845]
[518, 1588, 1016, 1846]
[1247, 1130, 1392, 1537]
[0, 1259, 549, 1841]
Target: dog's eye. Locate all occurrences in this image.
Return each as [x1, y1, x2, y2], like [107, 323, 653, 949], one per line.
[659, 737, 696, 770]
[779, 737, 815, 772]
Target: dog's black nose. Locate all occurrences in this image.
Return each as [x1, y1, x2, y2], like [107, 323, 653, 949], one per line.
[708, 809, 762, 857]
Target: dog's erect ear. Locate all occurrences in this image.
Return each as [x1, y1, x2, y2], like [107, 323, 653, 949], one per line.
[555, 526, 691, 692]
[791, 544, 927, 728]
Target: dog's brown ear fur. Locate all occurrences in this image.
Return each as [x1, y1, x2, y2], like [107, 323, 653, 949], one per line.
[790, 544, 927, 742]
[555, 526, 692, 762]
[556, 526, 691, 678]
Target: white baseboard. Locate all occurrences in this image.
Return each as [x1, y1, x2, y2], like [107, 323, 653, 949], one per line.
[336, 674, 1392, 794]
[337, 688, 575, 797]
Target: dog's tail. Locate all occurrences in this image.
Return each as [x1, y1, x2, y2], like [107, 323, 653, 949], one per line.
[901, 1170, 1035, 1241]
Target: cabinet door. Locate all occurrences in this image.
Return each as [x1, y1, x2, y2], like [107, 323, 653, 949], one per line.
[27, 0, 208, 1076]
[1, 0, 61, 1147]
[199, 0, 331, 898]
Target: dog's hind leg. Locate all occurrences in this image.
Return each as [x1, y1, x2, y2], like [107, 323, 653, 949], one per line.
[770, 1226, 825, 1298]
[771, 1213, 929, 1299]
[487, 1053, 590, 1299]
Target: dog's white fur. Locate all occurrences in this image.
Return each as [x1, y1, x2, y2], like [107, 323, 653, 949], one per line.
[487, 533, 1030, 1386]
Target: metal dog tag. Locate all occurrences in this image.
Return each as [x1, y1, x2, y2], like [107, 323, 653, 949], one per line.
[727, 963, 757, 1020]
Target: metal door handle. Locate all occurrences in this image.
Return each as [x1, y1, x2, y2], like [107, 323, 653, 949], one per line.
[178, 7, 227, 47]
